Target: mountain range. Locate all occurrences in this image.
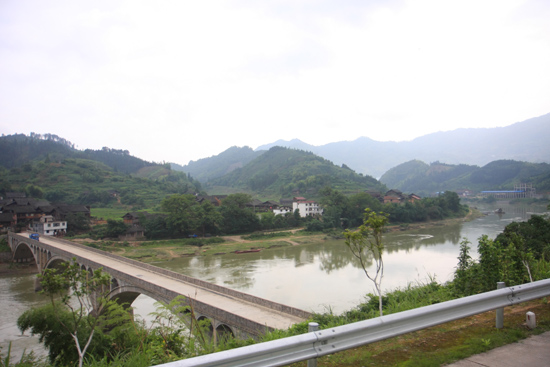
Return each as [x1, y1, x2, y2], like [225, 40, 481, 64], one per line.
[254, 113, 550, 178]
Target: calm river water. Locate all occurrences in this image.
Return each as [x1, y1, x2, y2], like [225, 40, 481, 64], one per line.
[1, 202, 547, 357]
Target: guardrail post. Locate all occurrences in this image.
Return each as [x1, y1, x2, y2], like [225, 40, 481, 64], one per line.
[308, 322, 319, 367]
[496, 282, 506, 329]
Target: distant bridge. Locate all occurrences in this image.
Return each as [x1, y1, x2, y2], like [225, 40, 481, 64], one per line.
[7, 232, 311, 340]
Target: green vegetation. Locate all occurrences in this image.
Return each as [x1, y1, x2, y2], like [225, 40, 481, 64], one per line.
[0, 237, 10, 252]
[312, 187, 469, 233]
[344, 209, 389, 316]
[207, 146, 386, 199]
[0, 157, 201, 209]
[381, 159, 550, 196]
[174, 146, 264, 183]
[242, 231, 294, 240]
[14, 262, 222, 367]
[453, 214, 550, 296]
[0, 134, 202, 208]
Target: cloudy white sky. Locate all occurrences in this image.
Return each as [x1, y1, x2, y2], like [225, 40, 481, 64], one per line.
[1, 0, 549, 165]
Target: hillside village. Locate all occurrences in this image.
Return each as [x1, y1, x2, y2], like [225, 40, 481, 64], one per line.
[0, 189, 426, 237]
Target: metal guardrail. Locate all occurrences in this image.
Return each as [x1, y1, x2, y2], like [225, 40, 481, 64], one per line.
[158, 278, 550, 367]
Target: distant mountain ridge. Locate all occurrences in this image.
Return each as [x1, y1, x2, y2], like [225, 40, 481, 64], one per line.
[255, 113, 550, 178]
[379, 159, 550, 196]
[173, 146, 264, 182]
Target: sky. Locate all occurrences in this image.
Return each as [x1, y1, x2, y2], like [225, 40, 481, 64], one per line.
[1, 0, 550, 166]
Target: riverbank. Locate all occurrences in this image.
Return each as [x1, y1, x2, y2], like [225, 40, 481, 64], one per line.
[64, 209, 483, 264]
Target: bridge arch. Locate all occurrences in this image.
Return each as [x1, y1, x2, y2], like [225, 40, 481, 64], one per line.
[44, 256, 71, 271]
[108, 284, 171, 310]
[215, 323, 235, 341]
[12, 241, 36, 264]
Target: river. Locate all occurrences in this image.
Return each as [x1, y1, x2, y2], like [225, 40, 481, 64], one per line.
[1, 201, 547, 358]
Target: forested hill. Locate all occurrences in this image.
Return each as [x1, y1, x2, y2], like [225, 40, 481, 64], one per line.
[207, 146, 386, 199]
[0, 157, 202, 208]
[0, 133, 202, 207]
[380, 159, 550, 196]
[0, 133, 157, 174]
[171, 146, 264, 182]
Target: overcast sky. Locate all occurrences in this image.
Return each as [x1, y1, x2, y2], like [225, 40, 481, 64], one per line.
[1, 0, 549, 165]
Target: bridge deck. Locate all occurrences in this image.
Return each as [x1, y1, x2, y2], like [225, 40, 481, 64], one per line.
[35, 235, 306, 330]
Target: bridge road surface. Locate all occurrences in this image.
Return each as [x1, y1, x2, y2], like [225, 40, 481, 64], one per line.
[31, 234, 306, 331]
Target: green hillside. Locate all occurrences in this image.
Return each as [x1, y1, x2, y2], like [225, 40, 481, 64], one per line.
[0, 151, 202, 209]
[172, 146, 265, 182]
[207, 146, 386, 199]
[0, 133, 157, 174]
[380, 159, 550, 196]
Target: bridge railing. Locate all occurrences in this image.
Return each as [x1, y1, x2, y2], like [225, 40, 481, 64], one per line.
[156, 278, 550, 367]
[8, 232, 311, 319]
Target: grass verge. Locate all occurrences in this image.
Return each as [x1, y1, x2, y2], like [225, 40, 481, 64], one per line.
[288, 300, 550, 367]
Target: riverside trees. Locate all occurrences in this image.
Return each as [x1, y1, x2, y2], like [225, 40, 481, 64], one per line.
[17, 260, 128, 367]
[16, 261, 216, 367]
[453, 214, 550, 296]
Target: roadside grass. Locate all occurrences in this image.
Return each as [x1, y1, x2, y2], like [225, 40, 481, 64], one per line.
[288, 300, 550, 367]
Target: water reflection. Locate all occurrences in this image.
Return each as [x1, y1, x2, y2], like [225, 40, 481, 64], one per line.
[156, 203, 548, 313]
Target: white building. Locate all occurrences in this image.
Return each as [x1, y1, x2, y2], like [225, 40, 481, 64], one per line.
[273, 206, 293, 216]
[31, 215, 67, 236]
[292, 197, 323, 218]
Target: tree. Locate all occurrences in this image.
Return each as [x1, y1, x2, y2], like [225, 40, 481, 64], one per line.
[18, 260, 129, 367]
[219, 193, 260, 234]
[196, 201, 222, 236]
[343, 209, 389, 316]
[105, 219, 128, 238]
[65, 212, 91, 234]
[319, 187, 350, 228]
[161, 194, 201, 236]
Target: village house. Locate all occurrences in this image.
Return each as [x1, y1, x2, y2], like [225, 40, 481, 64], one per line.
[383, 190, 422, 204]
[196, 195, 227, 206]
[122, 212, 152, 225]
[31, 215, 67, 236]
[0, 193, 91, 232]
[292, 197, 323, 218]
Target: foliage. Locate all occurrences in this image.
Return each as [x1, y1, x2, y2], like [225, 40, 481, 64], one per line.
[495, 215, 550, 261]
[0, 143, 201, 208]
[380, 159, 550, 196]
[17, 260, 130, 367]
[160, 194, 222, 237]
[343, 209, 389, 316]
[104, 219, 129, 238]
[208, 146, 385, 199]
[319, 188, 467, 232]
[65, 213, 92, 235]
[0, 342, 43, 367]
[452, 215, 550, 296]
[0, 238, 11, 253]
[218, 194, 260, 234]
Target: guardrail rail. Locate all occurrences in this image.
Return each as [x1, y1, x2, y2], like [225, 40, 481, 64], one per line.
[157, 278, 550, 367]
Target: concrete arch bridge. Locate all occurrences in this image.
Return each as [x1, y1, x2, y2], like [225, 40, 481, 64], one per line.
[7, 232, 311, 341]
